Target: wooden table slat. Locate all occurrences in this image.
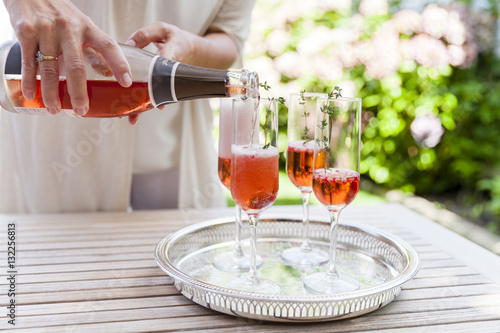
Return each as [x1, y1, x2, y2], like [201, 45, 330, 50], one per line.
[4, 306, 500, 333]
[403, 274, 494, 289]
[397, 284, 500, 301]
[0, 267, 168, 284]
[5, 285, 180, 305]
[10, 276, 170, 293]
[10, 296, 192, 316]
[204, 319, 500, 333]
[12, 245, 155, 258]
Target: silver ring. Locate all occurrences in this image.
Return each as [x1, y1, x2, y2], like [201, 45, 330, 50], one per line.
[35, 51, 58, 62]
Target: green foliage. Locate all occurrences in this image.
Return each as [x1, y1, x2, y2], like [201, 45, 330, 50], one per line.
[246, 0, 500, 230]
[356, 14, 500, 229]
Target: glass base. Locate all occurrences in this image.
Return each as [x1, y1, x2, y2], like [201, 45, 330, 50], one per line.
[226, 276, 281, 295]
[212, 251, 262, 273]
[304, 272, 360, 294]
[281, 246, 329, 266]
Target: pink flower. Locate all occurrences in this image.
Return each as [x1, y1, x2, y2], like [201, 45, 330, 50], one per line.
[462, 41, 479, 68]
[445, 10, 466, 45]
[297, 26, 337, 56]
[448, 44, 467, 67]
[411, 33, 449, 68]
[391, 9, 422, 35]
[358, 22, 401, 79]
[274, 52, 311, 79]
[265, 29, 289, 57]
[359, 0, 388, 17]
[399, 39, 414, 61]
[410, 115, 445, 148]
[319, 0, 351, 12]
[422, 4, 449, 39]
[311, 54, 343, 82]
[338, 43, 360, 69]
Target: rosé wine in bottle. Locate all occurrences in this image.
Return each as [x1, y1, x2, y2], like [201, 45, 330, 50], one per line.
[5, 79, 153, 117]
[0, 40, 259, 117]
[230, 145, 279, 213]
[312, 168, 360, 208]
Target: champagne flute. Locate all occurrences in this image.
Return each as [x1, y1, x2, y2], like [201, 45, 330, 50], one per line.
[226, 98, 281, 294]
[304, 95, 362, 294]
[281, 92, 329, 266]
[213, 99, 262, 272]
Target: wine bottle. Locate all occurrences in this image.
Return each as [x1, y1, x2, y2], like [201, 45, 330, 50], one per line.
[0, 40, 259, 117]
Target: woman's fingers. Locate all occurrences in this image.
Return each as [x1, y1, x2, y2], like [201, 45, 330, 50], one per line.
[18, 38, 38, 102]
[87, 28, 132, 88]
[60, 37, 89, 116]
[126, 22, 173, 49]
[37, 24, 61, 114]
[15, 19, 39, 102]
[128, 114, 139, 125]
[6, 0, 133, 115]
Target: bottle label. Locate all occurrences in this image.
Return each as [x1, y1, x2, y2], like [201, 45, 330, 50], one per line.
[149, 58, 228, 106]
[5, 42, 21, 75]
[13, 107, 81, 117]
[150, 57, 177, 107]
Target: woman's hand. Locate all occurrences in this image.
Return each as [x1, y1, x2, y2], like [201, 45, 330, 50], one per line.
[4, 0, 132, 116]
[124, 22, 239, 125]
[125, 21, 238, 69]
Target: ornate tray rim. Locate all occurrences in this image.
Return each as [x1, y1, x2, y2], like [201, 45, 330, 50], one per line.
[155, 214, 421, 321]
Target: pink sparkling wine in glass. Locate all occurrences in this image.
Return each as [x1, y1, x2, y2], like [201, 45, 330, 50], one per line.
[231, 145, 279, 212]
[218, 157, 231, 190]
[286, 140, 315, 189]
[312, 168, 360, 208]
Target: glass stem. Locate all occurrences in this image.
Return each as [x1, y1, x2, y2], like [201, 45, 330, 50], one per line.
[327, 210, 341, 279]
[233, 205, 244, 258]
[248, 214, 260, 284]
[300, 191, 311, 252]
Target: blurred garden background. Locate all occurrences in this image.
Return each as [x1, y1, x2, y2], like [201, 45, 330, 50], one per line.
[0, 1, 498, 243]
[234, 0, 500, 237]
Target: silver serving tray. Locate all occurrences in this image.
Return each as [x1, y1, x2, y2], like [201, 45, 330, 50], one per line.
[155, 215, 420, 322]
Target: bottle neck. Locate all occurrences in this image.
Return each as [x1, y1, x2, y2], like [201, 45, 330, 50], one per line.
[150, 57, 259, 107]
[225, 69, 260, 100]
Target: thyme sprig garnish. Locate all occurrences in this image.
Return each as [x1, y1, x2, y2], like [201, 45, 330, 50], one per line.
[259, 81, 271, 91]
[258, 81, 285, 149]
[317, 86, 342, 167]
[299, 90, 311, 143]
[262, 96, 285, 149]
[262, 104, 273, 149]
[330, 86, 342, 99]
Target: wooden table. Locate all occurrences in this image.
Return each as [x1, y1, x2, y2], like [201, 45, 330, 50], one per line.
[1, 203, 500, 332]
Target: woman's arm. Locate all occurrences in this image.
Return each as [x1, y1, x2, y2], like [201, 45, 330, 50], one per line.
[125, 22, 239, 70]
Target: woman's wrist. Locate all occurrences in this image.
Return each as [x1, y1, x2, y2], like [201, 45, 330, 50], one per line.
[191, 32, 238, 69]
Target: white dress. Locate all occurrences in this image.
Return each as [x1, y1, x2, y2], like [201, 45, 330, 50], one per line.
[0, 0, 255, 213]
